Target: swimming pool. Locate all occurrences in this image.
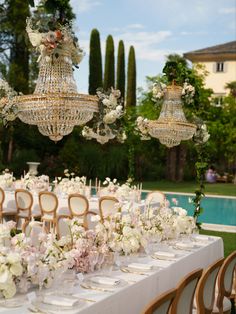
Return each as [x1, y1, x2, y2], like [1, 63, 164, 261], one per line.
[143, 192, 236, 227]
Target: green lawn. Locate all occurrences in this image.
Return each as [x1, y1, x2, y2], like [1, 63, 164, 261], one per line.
[200, 229, 236, 257]
[142, 180, 236, 196]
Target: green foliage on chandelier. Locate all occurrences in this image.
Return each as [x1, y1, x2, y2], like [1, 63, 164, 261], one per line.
[126, 46, 136, 107]
[104, 35, 115, 91]
[116, 40, 126, 99]
[88, 29, 103, 95]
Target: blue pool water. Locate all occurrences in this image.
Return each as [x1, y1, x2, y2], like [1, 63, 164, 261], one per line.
[142, 192, 236, 226]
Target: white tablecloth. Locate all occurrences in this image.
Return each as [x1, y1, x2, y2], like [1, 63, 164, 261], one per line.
[3, 191, 147, 218]
[0, 236, 224, 314]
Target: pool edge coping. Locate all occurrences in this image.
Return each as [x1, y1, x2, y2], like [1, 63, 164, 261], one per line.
[142, 189, 236, 199]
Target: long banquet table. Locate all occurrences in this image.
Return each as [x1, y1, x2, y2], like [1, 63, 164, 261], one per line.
[0, 236, 224, 314]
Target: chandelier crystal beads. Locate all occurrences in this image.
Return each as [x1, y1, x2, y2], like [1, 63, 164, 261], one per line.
[147, 83, 196, 148]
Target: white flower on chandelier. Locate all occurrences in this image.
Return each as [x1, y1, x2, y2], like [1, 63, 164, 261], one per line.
[0, 79, 19, 124]
[82, 88, 125, 144]
[152, 82, 167, 99]
[135, 116, 151, 140]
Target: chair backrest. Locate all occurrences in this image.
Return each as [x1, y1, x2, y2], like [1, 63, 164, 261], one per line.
[99, 196, 119, 221]
[195, 258, 224, 314]
[68, 194, 89, 217]
[15, 189, 33, 217]
[170, 268, 203, 314]
[56, 215, 72, 239]
[216, 250, 236, 312]
[39, 191, 58, 217]
[146, 191, 166, 207]
[0, 187, 5, 208]
[142, 288, 177, 314]
[22, 220, 48, 246]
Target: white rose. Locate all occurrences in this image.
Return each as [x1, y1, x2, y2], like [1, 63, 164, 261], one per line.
[2, 280, 16, 299]
[0, 265, 11, 284]
[10, 262, 23, 276]
[122, 226, 132, 236]
[7, 252, 20, 264]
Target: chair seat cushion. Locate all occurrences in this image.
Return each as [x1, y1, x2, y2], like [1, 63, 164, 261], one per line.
[18, 211, 30, 218]
[42, 214, 54, 220]
[212, 296, 231, 313]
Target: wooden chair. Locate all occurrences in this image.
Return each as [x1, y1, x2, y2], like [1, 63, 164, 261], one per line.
[39, 191, 58, 232]
[15, 189, 33, 228]
[68, 193, 89, 217]
[169, 268, 203, 314]
[99, 196, 119, 221]
[0, 187, 17, 223]
[229, 270, 236, 313]
[0, 187, 5, 223]
[145, 191, 166, 207]
[193, 258, 224, 314]
[56, 215, 72, 239]
[142, 288, 177, 314]
[213, 250, 236, 314]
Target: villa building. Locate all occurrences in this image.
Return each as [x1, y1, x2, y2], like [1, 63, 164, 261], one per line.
[184, 41, 236, 100]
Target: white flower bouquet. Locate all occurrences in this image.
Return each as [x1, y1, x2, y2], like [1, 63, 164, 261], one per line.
[0, 169, 15, 190]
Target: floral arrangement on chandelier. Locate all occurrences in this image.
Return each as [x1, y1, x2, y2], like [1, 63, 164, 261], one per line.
[152, 80, 195, 104]
[26, 17, 84, 66]
[0, 79, 19, 124]
[82, 88, 127, 144]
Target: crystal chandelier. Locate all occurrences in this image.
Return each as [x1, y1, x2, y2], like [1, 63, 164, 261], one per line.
[147, 83, 196, 148]
[1, 18, 98, 142]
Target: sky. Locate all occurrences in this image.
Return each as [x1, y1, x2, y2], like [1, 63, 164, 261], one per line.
[69, 0, 236, 93]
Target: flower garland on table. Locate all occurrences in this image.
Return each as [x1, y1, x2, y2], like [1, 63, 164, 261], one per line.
[22, 173, 50, 192]
[0, 169, 15, 190]
[82, 88, 126, 144]
[100, 177, 141, 202]
[54, 169, 86, 195]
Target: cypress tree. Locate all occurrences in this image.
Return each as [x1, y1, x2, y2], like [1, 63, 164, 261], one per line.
[116, 40, 125, 98]
[88, 28, 103, 94]
[126, 45, 136, 107]
[103, 35, 115, 91]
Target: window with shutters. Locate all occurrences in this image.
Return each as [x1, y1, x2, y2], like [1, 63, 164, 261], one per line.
[216, 62, 224, 72]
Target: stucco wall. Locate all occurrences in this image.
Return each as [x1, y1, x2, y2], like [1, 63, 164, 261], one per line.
[194, 61, 236, 96]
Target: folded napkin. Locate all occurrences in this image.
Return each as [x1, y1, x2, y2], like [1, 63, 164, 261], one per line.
[154, 251, 176, 260]
[175, 242, 194, 250]
[43, 295, 79, 307]
[90, 276, 120, 286]
[128, 263, 153, 270]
